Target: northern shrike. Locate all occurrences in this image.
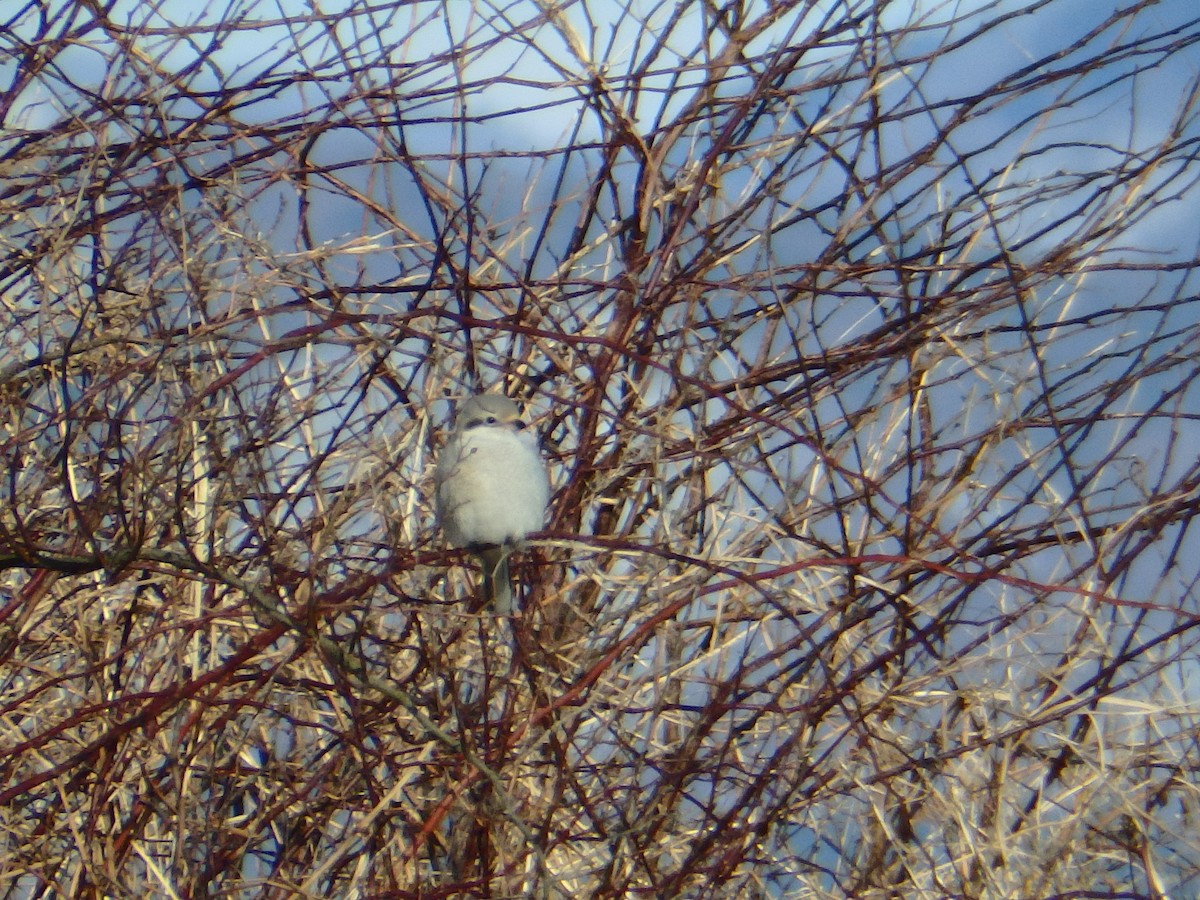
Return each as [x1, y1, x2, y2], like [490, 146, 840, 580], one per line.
[435, 394, 549, 612]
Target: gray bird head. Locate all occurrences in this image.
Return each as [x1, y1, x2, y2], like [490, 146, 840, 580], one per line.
[454, 394, 527, 433]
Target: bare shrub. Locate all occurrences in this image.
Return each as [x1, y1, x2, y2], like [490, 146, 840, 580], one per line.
[1, 1, 1198, 896]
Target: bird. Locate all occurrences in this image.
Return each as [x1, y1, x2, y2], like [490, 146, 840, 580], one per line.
[434, 394, 550, 612]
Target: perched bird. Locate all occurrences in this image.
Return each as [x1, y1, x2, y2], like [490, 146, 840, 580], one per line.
[435, 394, 549, 612]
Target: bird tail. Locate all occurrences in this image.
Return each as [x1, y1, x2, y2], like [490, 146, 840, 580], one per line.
[478, 547, 513, 613]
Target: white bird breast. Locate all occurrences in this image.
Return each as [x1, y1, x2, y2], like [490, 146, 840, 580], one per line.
[437, 424, 548, 549]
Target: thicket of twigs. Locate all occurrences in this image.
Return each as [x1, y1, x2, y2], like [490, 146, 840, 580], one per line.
[2, 1, 1198, 896]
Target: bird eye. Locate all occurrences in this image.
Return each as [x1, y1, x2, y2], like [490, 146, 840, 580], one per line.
[486, 415, 498, 424]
